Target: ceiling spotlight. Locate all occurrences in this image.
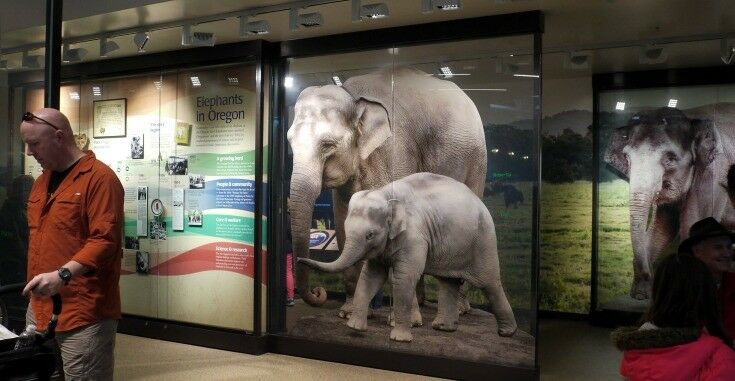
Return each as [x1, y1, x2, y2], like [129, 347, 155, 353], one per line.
[191, 32, 215, 47]
[523, 155, 529, 160]
[134, 31, 150, 53]
[615, 101, 626, 111]
[491, 148, 499, 153]
[239, 16, 270, 36]
[508, 151, 515, 156]
[92, 85, 102, 97]
[190, 76, 201, 87]
[22, 51, 41, 69]
[668, 99, 678, 108]
[289, 8, 323, 30]
[422, 0, 461, 13]
[439, 65, 454, 79]
[99, 37, 120, 57]
[721, 38, 735, 65]
[62, 44, 88, 63]
[565, 51, 590, 70]
[69, 91, 80, 100]
[284, 76, 294, 88]
[332, 76, 342, 86]
[228, 77, 239, 85]
[639, 44, 667, 64]
[352, 1, 389, 21]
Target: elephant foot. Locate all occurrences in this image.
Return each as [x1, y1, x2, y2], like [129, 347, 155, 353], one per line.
[338, 299, 354, 319]
[347, 316, 368, 332]
[390, 327, 413, 342]
[431, 318, 458, 332]
[458, 298, 472, 315]
[389, 310, 423, 327]
[630, 280, 651, 300]
[497, 321, 518, 337]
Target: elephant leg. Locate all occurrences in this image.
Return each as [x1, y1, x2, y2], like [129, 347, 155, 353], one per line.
[457, 281, 472, 315]
[347, 261, 387, 332]
[389, 248, 426, 342]
[389, 292, 423, 328]
[432, 277, 461, 332]
[333, 189, 358, 319]
[481, 281, 517, 337]
[416, 275, 426, 306]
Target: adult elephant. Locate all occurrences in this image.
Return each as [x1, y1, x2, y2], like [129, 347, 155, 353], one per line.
[287, 66, 487, 313]
[604, 107, 735, 300]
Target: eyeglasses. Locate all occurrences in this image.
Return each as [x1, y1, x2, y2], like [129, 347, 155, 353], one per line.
[23, 112, 61, 131]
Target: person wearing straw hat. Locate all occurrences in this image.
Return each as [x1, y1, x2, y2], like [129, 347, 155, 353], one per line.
[679, 217, 735, 338]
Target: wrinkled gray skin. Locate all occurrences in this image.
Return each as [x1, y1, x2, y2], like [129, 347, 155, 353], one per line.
[287, 67, 486, 316]
[299, 173, 517, 342]
[604, 107, 735, 300]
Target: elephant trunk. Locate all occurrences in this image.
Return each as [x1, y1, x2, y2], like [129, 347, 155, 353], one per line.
[628, 164, 663, 298]
[290, 165, 328, 306]
[298, 240, 364, 273]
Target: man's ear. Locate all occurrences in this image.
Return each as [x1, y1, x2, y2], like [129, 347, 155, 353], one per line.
[355, 98, 391, 161]
[388, 200, 407, 240]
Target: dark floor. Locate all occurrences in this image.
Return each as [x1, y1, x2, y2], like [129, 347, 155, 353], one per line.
[112, 314, 623, 380]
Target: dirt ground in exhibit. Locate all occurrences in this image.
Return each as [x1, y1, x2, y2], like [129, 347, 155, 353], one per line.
[286, 300, 535, 368]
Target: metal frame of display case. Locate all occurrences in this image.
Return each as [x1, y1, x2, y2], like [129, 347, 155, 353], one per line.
[590, 64, 735, 326]
[8, 40, 274, 354]
[267, 12, 543, 380]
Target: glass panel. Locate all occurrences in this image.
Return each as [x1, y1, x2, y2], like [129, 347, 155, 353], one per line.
[281, 34, 537, 369]
[596, 85, 732, 314]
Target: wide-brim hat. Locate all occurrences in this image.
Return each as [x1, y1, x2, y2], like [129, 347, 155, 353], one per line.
[678, 217, 735, 254]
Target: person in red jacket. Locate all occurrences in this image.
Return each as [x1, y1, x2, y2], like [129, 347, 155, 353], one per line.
[678, 217, 735, 338]
[612, 254, 735, 381]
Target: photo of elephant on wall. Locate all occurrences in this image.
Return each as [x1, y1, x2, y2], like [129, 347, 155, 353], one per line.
[298, 173, 517, 342]
[604, 107, 735, 300]
[287, 66, 487, 316]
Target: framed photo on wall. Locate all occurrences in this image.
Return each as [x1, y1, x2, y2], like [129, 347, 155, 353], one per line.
[93, 98, 127, 138]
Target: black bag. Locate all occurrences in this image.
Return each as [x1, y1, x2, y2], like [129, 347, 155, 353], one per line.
[0, 283, 59, 381]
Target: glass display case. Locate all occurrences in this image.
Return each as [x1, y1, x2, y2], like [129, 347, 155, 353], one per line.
[593, 70, 735, 322]
[270, 14, 542, 379]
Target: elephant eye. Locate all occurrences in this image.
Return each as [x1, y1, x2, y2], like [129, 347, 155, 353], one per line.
[664, 151, 678, 164]
[321, 140, 337, 152]
[366, 231, 375, 240]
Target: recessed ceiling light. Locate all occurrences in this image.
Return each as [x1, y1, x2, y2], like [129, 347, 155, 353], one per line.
[616, 101, 626, 111]
[352, 1, 389, 20]
[668, 99, 678, 108]
[228, 77, 239, 85]
[284, 76, 294, 88]
[92, 85, 102, 96]
[69, 91, 80, 100]
[190, 76, 201, 87]
[153, 80, 163, 90]
[439, 65, 454, 79]
[332, 76, 342, 86]
[513, 74, 540, 78]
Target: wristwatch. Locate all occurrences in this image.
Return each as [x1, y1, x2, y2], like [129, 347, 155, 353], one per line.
[58, 267, 72, 285]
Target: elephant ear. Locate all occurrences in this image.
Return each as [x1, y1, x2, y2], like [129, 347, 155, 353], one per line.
[604, 126, 631, 178]
[388, 200, 407, 240]
[691, 118, 718, 167]
[355, 98, 392, 161]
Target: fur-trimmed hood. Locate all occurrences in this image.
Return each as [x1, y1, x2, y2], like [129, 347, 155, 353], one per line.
[611, 325, 701, 351]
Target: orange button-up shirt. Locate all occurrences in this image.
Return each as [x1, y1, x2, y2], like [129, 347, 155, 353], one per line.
[27, 151, 124, 332]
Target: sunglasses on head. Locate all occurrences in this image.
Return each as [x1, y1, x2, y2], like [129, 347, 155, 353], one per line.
[23, 112, 61, 131]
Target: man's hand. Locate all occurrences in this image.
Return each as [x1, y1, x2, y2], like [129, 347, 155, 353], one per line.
[22, 271, 63, 298]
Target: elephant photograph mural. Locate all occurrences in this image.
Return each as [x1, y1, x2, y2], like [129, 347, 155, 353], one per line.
[281, 35, 538, 368]
[598, 89, 735, 309]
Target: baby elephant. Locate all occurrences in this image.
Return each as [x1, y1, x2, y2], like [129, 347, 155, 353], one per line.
[299, 173, 517, 342]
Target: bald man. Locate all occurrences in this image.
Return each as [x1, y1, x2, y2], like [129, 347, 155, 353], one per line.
[20, 108, 124, 381]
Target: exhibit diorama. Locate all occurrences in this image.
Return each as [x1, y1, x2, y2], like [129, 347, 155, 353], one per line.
[1, 0, 735, 379]
[596, 83, 735, 314]
[279, 35, 538, 368]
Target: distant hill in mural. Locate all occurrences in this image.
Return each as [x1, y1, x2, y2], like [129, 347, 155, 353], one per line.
[506, 110, 592, 137]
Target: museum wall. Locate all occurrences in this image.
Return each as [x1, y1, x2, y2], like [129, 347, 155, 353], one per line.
[19, 63, 263, 331]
